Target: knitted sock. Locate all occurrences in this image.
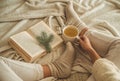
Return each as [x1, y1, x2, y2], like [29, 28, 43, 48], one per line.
[65, 1, 88, 33]
[48, 42, 75, 78]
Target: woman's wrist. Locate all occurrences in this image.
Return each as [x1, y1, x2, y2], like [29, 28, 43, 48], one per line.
[85, 47, 94, 52]
[86, 47, 95, 55]
[86, 47, 101, 63]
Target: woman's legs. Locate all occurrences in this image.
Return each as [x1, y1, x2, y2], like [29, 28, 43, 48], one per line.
[85, 30, 120, 68]
[85, 30, 119, 57]
[105, 39, 120, 69]
[0, 42, 75, 81]
[47, 42, 75, 78]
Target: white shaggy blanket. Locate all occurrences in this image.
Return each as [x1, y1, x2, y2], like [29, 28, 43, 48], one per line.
[0, 0, 120, 81]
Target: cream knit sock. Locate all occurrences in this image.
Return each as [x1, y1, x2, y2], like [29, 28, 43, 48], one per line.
[65, 1, 88, 33]
[48, 42, 75, 78]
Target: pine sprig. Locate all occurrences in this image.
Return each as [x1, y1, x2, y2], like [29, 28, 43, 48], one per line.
[36, 32, 54, 53]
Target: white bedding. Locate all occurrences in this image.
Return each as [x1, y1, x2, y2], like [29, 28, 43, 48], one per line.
[0, 0, 120, 81]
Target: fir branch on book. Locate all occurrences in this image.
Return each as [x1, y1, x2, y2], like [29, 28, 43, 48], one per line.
[36, 31, 54, 53]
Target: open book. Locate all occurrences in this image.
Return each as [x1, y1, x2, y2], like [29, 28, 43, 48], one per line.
[8, 21, 63, 62]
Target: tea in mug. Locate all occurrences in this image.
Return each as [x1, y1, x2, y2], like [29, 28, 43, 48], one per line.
[63, 26, 79, 41]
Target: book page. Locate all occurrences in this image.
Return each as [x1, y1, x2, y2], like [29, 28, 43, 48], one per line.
[9, 31, 45, 58]
[27, 21, 63, 49]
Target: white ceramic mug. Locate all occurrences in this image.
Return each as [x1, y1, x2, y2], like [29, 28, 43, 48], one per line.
[62, 25, 79, 42]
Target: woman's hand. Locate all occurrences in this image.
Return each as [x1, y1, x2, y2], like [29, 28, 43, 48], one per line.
[79, 35, 93, 51]
[79, 35, 101, 63]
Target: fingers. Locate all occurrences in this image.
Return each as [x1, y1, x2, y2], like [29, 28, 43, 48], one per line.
[79, 37, 82, 44]
[79, 35, 89, 45]
[79, 35, 86, 41]
[78, 27, 88, 43]
[79, 28, 88, 36]
[79, 36, 84, 44]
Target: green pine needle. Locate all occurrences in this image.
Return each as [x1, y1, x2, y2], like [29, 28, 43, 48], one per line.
[36, 32, 54, 53]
